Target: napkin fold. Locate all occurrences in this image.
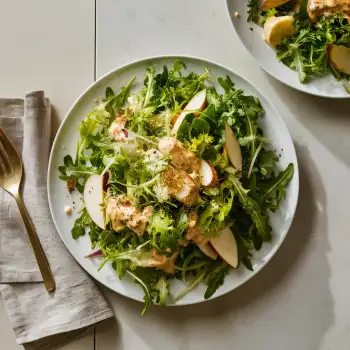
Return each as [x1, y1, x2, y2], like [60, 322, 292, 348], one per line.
[0, 91, 113, 349]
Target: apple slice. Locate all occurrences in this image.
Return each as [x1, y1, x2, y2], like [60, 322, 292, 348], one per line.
[199, 160, 218, 187]
[261, 0, 291, 11]
[224, 123, 242, 173]
[170, 103, 188, 125]
[84, 174, 105, 229]
[328, 45, 350, 75]
[172, 89, 207, 134]
[198, 243, 217, 260]
[210, 227, 238, 268]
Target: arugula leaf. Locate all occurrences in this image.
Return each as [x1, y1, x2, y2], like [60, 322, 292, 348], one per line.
[89, 225, 102, 248]
[261, 163, 294, 210]
[247, 0, 260, 24]
[204, 262, 230, 299]
[155, 66, 169, 87]
[238, 95, 264, 160]
[257, 149, 279, 176]
[175, 69, 210, 101]
[126, 270, 153, 315]
[126, 267, 170, 310]
[218, 75, 235, 93]
[176, 113, 195, 142]
[174, 267, 208, 302]
[192, 118, 210, 135]
[154, 276, 169, 306]
[227, 170, 271, 241]
[290, 46, 307, 83]
[58, 155, 98, 193]
[98, 230, 119, 247]
[71, 208, 92, 239]
[235, 234, 254, 271]
[105, 77, 135, 116]
[72, 224, 85, 240]
[143, 67, 156, 107]
[181, 249, 204, 282]
[173, 59, 186, 73]
[105, 87, 114, 98]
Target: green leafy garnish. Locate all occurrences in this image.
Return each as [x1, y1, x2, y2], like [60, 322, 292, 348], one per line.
[261, 163, 294, 210]
[105, 77, 135, 116]
[247, 0, 260, 24]
[227, 169, 271, 241]
[71, 208, 92, 239]
[204, 262, 230, 299]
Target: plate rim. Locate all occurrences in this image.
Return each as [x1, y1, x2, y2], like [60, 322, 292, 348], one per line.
[47, 55, 300, 306]
[225, 0, 350, 99]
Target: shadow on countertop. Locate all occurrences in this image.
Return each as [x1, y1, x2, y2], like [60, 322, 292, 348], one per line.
[266, 74, 350, 167]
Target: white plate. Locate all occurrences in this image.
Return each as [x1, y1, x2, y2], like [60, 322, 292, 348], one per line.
[48, 56, 299, 306]
[226, 0, 349, 98]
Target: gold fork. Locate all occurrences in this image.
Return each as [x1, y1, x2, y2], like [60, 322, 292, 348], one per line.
[0, 127, 55, 292]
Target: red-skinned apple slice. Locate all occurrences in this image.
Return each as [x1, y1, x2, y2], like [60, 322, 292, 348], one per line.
[171, 112, 180, 126]
[261, 0, 291, 10]
[210, 227, 238, 268]
[84, 174, 105, 229]
[172, 89, 207, 134]
[224, 122, 242, 173]
[199, 160, 218, 187]
[171, 103, 188, 125]
[198, 243, 217, 260]
[328, 45, 350, 75]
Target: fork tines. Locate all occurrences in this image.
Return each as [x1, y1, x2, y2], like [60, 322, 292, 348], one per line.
[0, 128, 16, 179]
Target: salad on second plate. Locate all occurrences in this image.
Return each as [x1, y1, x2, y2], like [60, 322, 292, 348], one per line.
[247, 0, 350, 92]
[59, 60, 294, 313]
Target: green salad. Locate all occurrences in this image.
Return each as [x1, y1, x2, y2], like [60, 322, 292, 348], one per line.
[59, 60, 294, 313]
[247, 0, 350, 93]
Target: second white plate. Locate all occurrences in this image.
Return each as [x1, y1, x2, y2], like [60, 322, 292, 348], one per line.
[226, 0, 349, 98]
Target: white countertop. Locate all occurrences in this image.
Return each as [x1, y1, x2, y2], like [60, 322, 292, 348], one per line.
[1, 0, 350, 349]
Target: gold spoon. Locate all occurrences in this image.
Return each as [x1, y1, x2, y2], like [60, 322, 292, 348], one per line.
[0, 127, 55, 292]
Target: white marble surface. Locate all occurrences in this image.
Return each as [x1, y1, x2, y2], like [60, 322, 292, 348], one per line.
[1, 0, 350, 349]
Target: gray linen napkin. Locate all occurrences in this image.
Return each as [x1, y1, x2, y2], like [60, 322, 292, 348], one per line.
[0, 91, 113, 349]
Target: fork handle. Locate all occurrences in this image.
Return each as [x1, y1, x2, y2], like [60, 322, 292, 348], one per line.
[14, 193, 56, 292]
